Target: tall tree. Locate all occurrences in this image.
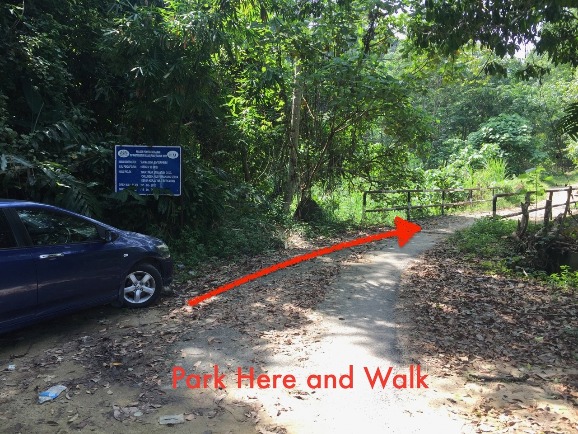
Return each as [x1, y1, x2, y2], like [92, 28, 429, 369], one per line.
[409, 0, 578, 64]
[408, 1, 578, 145]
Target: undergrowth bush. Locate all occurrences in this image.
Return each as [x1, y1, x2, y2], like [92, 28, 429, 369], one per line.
[171, 210, 284, 266]
[451, 217, 518, 258]
[452, 217, 578, 292]
[547, 265, 578, 292]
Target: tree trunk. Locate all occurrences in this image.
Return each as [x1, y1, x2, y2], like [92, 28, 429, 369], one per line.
[283, 60, 302, 213]
[241, 143, 251, 182]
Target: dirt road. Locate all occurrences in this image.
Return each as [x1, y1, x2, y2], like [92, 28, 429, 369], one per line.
[240, 217, 476, 433]
[0, 215, 486, 433]
[171, 216, 478, 434]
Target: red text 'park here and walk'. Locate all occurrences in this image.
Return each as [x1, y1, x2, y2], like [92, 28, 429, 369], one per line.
[172, 364, 428, 390]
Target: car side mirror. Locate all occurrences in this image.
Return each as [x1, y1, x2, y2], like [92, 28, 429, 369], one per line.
[104, 230, 118, 243]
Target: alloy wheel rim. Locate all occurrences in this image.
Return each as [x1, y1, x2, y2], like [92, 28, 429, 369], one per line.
[124, 271, 156, 304]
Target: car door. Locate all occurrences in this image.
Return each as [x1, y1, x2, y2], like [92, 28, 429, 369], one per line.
[0, 210, 38, 329]
[14, 207, 122, 315]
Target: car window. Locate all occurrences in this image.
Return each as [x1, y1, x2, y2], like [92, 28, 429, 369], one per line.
[0, 212, 16, 249]
[16, 209, 101, 246]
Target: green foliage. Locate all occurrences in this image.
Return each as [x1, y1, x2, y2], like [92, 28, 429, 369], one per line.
[409, 1, 578, 65]
[451, 217, 518, 258]
[460, 158, 517, 192]
[0, 0, 112, 216]
[518, 166, 554, 196]
[547, 265, 578, 292]
[1, 0, 577, 270]
[475, 159, 509, 186]
[466, 114, 538, 174]
[565, 140, 578, 166]
[453, 213, 578, 293]
[546, 169, 578, 187]
[172, 213, 283, 266]
[561, 101, 578, 140]
[170, 193, 285, 266]
[0, 136, 107, 218]
[451, 142, 504, 171]
[410, 44, 576, 173]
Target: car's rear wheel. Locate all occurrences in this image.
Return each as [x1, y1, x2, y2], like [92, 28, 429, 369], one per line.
[122, 263, 162, 308]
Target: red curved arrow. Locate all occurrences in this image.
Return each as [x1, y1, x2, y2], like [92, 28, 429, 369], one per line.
[187, 216, 421, 307]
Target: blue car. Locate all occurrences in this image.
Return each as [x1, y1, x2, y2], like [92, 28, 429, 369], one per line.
[0, 199, 173, 333]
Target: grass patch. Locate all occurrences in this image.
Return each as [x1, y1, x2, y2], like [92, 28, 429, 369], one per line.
[451, 217, 518, 258]
[545, 169, 578, 187]
[452, 216, 578, 293]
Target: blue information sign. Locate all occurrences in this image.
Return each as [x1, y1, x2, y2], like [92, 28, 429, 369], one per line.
[115, 145, 181, 196]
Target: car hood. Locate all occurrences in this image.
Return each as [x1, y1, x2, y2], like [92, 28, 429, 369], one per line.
[118, 230, 166, 249]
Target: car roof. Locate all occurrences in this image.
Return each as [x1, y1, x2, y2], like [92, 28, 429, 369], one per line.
[0, 199, 80, 214]
[0, 199, 83, 214]
[0, 199, 42, 207]
[0, 199, 120, 230]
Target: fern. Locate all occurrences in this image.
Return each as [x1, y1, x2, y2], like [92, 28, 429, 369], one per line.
[561, 102, 578, 140]
[39, 163, 102, 217]
[0, 153, 102, 217]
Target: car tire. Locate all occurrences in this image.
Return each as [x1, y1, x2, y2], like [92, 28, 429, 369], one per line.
[122, 263, 162, 308]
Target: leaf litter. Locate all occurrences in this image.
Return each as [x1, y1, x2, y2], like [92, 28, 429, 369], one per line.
[0, 225, 386, 433]
[397, 238, 578, 434]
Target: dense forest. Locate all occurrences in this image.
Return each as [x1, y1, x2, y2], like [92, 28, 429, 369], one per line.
[1, 0, 577, 260]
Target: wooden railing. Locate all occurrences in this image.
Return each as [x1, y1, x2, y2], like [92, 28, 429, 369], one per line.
[492, 186, 577, 220]
[362, 187, 501, 220]
[363, 185, 578, 221]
